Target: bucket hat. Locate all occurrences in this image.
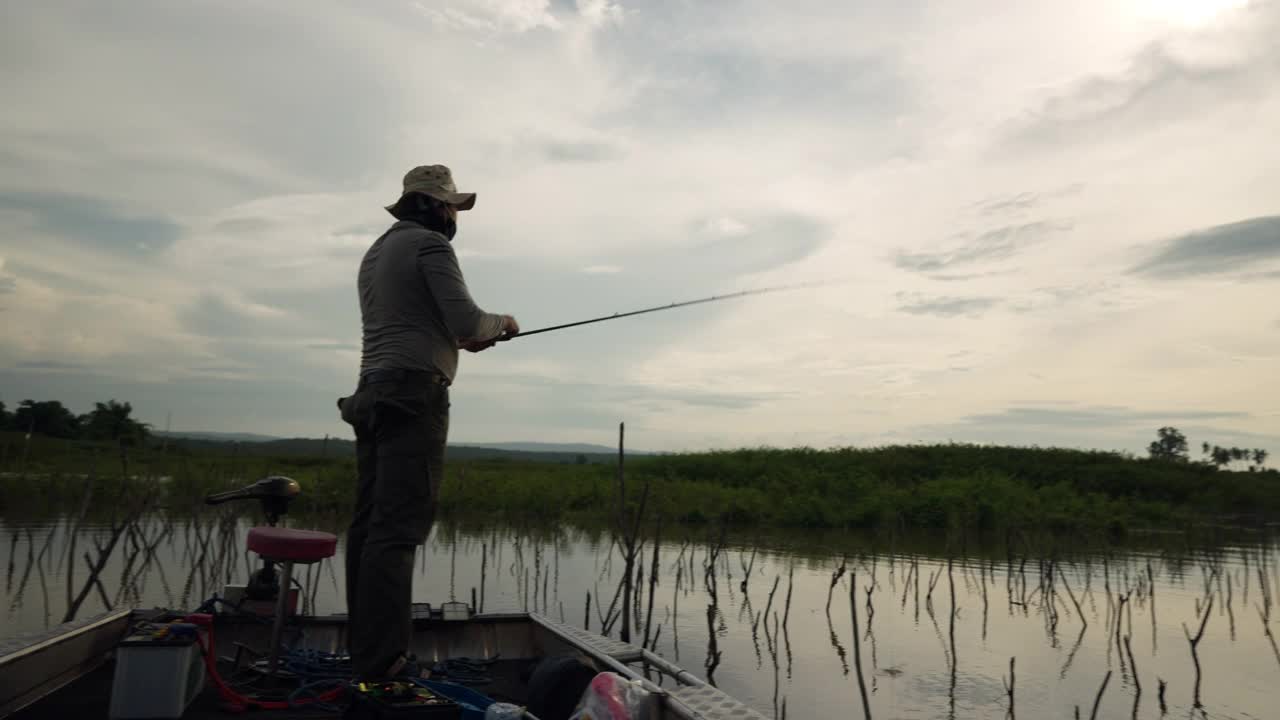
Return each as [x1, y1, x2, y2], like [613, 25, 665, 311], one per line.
[385, 164, 476, 211]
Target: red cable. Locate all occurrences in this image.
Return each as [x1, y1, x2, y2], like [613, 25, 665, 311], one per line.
[193, 621, 345, 711]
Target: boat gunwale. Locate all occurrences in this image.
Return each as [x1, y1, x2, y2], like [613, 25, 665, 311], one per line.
[0, 608, 132, 666]
[0, 608, 133, 717]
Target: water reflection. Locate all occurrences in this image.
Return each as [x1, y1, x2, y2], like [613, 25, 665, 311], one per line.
[1, 514, 1278, 720]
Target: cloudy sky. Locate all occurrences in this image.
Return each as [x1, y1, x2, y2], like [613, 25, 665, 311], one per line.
[2, 0, 1278, 454]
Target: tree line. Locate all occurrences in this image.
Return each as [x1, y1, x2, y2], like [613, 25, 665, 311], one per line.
[0, 399, 151, 446]
[1147, 426, 1269, 472]
[2, 399, 1272, 475]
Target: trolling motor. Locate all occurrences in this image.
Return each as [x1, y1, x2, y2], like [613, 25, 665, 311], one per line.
[205, 475, 300, 526]
[204, 477, 337, 677]
[206, 476, 303, 604]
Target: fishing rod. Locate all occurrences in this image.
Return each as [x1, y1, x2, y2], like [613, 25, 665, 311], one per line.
[502, 280, 831, 340]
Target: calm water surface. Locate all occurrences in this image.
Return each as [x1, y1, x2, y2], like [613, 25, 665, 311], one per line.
[3, 513, 1278, 720]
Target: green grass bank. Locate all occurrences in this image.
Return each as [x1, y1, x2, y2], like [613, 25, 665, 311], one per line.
[2, 432, 1277, 533]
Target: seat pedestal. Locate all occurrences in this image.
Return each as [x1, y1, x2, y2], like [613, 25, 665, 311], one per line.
[246, 527, 338, 676]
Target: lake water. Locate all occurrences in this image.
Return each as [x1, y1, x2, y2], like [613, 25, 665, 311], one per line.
[3, 512, 1278, 719]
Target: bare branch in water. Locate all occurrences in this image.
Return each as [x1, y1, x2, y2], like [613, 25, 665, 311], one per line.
[1089, 670, 1112, 720]
[756, 575, 780, 635]
[849, 571, 873, 720]
[783, 564, 795, 631]
[827, 555, 848, 617]
[1002, 657, 1015, 720]
[1183, 595, 1214, 708]
[739, 546, 758, 594]
[1124, 632, 1141, 720]
[1259, 604, 1280, 668]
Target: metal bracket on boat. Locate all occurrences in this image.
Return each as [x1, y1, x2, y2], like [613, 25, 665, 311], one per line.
[440, 601, 472, 621]
[528, 614, 769, 720]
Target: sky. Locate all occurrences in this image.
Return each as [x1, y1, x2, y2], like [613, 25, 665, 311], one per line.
[1, 0, 1278, 455]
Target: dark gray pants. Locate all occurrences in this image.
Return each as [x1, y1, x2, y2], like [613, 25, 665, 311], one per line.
[337, 372, 449, 679]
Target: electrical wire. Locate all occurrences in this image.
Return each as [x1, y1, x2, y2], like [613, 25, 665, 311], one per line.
[196, 631, 347, 711]
[184, 593, 500, 712]
[186, 606, 347, 712]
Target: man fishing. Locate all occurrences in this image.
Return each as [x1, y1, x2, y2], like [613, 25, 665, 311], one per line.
[337, 164, 518, 681]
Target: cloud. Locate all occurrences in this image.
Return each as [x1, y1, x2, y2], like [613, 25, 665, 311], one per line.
[415, 0, 564, 34]
[680, 213, 829, 277]
[465, 371, 784, 418]
[188, 365, 252, 375]
[896, 294, 1001, 318]
[1003, 2, 1280, 151]
[908, 405, 1280, 457]
[2, 0, 1279, 453]
[894, 221, 1067, 273]
[927, 270, 1013, 283]
[180, 293, 291, 341]
[962, 405, 1250, 429]
[541, 139, 623, 163]
[974, 192, 1040, 217]
[1006, 282, 1115, 314]
[0, 191, 181, 255]
[703, 217, 750, 237]
[1129, 215, 1280, 278]
[599, 20, 914, 134]
[12, 360, 88, 371]
[213, 217, 274, 234]
[334, 223, 386, 239]
[972, 184, 1085, 218]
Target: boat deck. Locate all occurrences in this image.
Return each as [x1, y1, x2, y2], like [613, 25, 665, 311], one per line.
[11, 657, 534, 719]
[2, 608, 772, 720]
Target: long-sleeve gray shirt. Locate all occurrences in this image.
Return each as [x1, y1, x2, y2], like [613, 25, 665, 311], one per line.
[357, 221, 506, 383]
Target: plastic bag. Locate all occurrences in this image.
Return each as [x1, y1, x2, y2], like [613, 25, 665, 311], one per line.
[568, 672, 655, 720]
[484, 702, 525, 719]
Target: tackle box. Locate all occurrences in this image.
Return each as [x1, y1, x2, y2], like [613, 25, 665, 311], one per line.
[345, 681, 462, 720]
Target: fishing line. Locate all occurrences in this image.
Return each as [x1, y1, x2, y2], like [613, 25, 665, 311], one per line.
[501, 278, 843, 341]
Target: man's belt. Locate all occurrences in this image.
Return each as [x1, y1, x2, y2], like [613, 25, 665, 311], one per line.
[358, 368, 451, 388]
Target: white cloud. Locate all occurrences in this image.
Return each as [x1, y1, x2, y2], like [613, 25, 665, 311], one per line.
[576, 0, 626, 29]
[415, 0, 563, 34]
[703, 217, 750, 237]
[1, 0, 1278, 451]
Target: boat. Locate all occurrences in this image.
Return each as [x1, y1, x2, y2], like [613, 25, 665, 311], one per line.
[0, 477, 767, 720]
[2, 604, 767, 719]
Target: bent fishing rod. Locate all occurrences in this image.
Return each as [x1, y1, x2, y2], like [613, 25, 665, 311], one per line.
[501, 279, 832, 340]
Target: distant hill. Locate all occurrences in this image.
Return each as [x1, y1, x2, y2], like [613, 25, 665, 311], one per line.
[156, 431, 643, 464]
[156, 431, 280, 443]
[454, 441, 655, 455]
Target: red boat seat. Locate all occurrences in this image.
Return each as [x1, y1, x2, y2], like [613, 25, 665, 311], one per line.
[247, 527, 338, 564]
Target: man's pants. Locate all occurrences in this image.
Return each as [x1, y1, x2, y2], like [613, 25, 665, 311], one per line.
[337, 371, 449, 679]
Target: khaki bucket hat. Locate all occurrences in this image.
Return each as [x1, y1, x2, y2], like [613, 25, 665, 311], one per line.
[386, 164, 476, 211]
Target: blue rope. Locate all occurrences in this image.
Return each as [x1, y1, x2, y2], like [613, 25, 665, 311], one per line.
[283, 648, 353, 681]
